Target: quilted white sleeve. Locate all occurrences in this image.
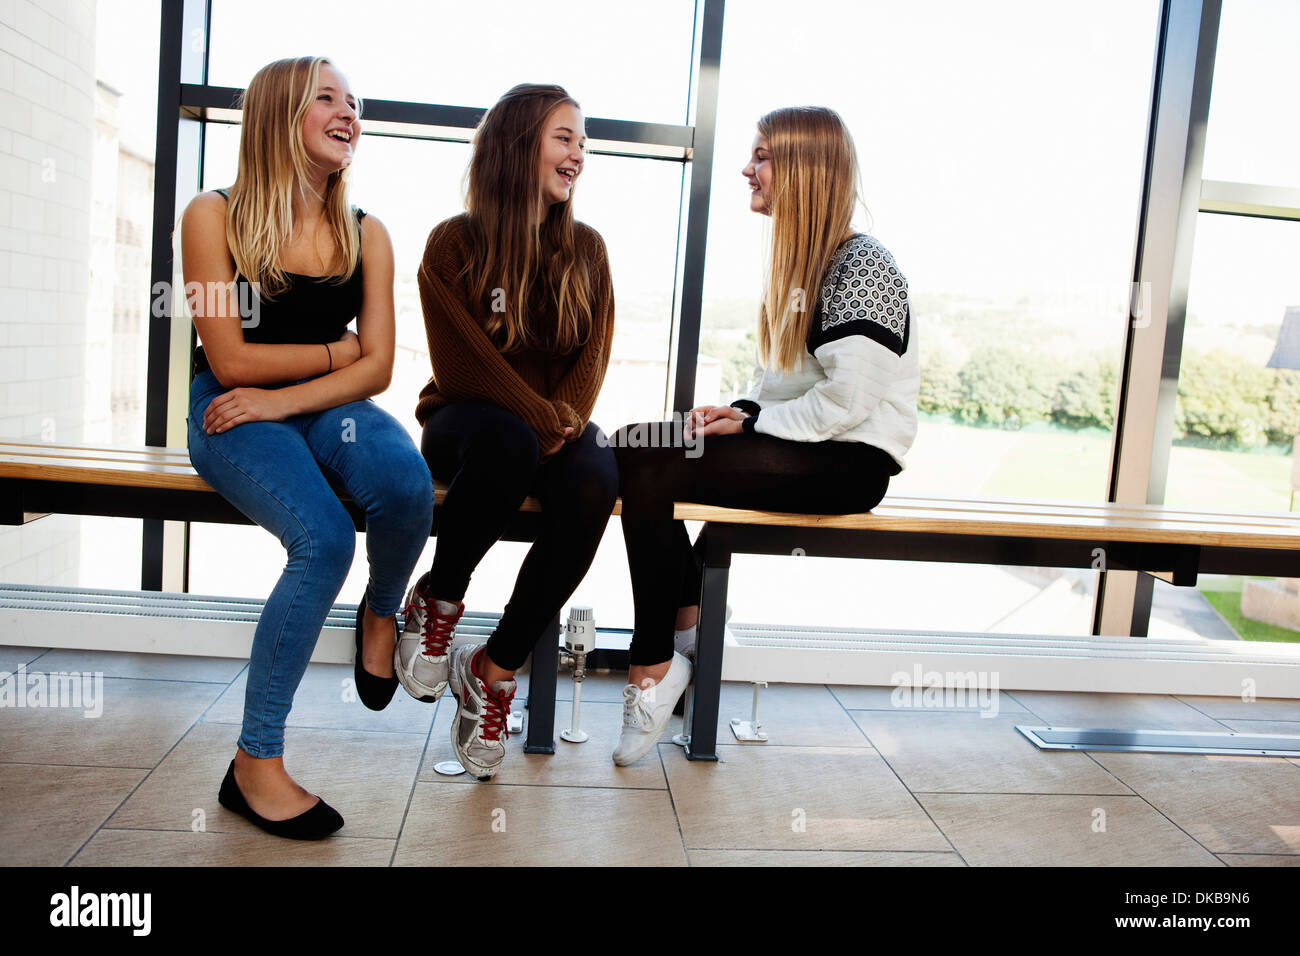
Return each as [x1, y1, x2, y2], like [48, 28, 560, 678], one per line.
[752, 335, 900, 442]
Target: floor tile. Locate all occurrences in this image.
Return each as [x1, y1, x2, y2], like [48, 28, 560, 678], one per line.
[393, 781, 686, 866]
[1009, 691, 1231, 731]
[418, 699, 667, 790]
[0, 645, 51, 672]
[551, 670, 633, 703]
[850, 712, 1133, 794]
[1174, 696, 1300, 722]
[1216, 853, 1300, 867]
[663, 744, 949, 852]
[71, 828, 393, 866]
[916, 793, 1221, 866]
[0, 763, 145, 865]
[829, 684, 1026, 715]
[108, 722, 424, 841]
[203, 662, 437, 736]
[0, 676, 222, 768]
[1089, 752, 1300, 854]
[32, 648, 246, 683]
[687, 848, 966, 866]
[712, 682, 872, 748]
[500, 670, 632, 706]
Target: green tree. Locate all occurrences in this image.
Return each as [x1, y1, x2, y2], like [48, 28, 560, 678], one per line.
[957, 346, 1056, 426]
[1267, 368, 1300, 445]
[1053, 355, 1119, 429]
[1175, 350, 1270, 446]
[918, 347, 962, 416]
[699, 329, 759, 401]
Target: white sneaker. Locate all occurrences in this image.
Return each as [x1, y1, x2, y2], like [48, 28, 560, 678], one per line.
[394, 573, 462, 702]
[448, 642, 516, 780]
[613, 651, 692, 767]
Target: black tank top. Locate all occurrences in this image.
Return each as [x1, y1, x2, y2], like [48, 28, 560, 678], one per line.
[192, 188, 366, 380]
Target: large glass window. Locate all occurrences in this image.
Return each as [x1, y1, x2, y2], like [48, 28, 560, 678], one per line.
[188, 49, 688, 625]
[1157, 216, 1300, 644]
[207, 0, 697, 125]
[696, 0, 1161, 636]
[1154, 0, 1300, 645]
[1201, 0, 1300, 188]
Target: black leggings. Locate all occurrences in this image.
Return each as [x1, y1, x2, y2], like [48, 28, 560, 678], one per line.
[614, 421, 897, 666]
[421, 401, 618, 671]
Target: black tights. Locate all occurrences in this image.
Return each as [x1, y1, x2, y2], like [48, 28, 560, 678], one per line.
[421, 401, 618, 671]
[614, 421, 897, 666]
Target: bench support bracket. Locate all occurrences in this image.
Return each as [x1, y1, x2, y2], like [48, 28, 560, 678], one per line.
[687, 523, 730, 761]
[523, 612, 560, 754]
[729, 680, 769, 742]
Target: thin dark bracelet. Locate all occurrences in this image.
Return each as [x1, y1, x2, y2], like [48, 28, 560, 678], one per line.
[324, 342, 332, 373]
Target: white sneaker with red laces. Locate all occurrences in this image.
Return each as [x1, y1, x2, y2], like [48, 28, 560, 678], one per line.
[394, 573, 462, 702]
[448, 643, 516, 780]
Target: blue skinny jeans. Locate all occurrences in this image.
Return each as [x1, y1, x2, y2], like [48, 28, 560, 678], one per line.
[187, 370, 433, 757]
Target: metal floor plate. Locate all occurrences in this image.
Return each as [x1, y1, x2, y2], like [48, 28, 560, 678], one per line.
[1015, 725, 1300, 758]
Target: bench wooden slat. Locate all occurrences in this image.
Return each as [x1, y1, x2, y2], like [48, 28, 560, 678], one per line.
[0, 450, 194, 470]
[0, 454, 214, 490]
[0, 448, 549, 511]
[0, 439, 191, 460]
[6, 442, 1299, 547]
[9, 442, 1294, 523]
[883, 494, 1300, 526]
[671, 502, 1300, 549]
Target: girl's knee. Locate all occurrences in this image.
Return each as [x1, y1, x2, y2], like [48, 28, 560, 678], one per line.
[380, 453, 435, 524]
[288, 507, 356, 585]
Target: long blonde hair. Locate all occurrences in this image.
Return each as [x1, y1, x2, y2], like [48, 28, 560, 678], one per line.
[462, 83, 595, 354]
[225, 56, 361, 298]
[757, 106, 862, 373]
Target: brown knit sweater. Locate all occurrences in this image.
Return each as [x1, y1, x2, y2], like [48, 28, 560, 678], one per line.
[414, 214, 614, 450]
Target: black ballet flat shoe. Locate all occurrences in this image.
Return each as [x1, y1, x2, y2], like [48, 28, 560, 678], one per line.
[218, 760, 344, 841]
[354, 594, 399, 711]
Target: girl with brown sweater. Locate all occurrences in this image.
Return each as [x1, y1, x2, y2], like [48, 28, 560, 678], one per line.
[399, 84, 617, 780]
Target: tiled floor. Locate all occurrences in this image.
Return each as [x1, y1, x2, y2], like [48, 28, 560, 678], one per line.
[3, 644, 1300, 867]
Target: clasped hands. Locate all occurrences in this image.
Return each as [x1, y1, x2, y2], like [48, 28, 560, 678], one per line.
[684, 404, 749, 439]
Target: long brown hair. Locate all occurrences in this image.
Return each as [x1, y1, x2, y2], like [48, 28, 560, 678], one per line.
[225, 56, 361, 298]
[462, 83, 595, 353]
[757, 106, 862, 373]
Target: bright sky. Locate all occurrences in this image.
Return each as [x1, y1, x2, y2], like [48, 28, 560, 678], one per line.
[94, 0, 1297, 319]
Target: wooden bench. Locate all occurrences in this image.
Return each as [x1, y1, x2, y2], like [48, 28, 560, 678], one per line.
[6, 440, 1300, 763]
[0, 439, 569, 754]
[675, 497, 1300, 760]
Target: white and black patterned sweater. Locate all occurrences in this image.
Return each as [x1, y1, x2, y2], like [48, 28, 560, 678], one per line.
[730, 233, 919, 470]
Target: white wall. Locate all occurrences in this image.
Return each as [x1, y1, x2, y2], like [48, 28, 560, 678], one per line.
[0, 0, 98, 585]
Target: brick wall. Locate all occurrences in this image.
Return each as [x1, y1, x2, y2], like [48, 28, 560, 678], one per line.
[0, 0, 97, 585]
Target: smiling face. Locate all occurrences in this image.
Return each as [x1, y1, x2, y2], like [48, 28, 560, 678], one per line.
[301, 63, 359, 175]
[742, 132, 774, 215]
[538, 102, 586, 209]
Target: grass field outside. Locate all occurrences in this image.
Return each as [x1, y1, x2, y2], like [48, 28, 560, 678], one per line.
[891, 420, 1300, 643]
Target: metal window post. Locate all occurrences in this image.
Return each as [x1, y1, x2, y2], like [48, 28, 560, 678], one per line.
[1095, 0, 1221, 635]
[143, 0, 209, 591]
[670, 0, 724, 414]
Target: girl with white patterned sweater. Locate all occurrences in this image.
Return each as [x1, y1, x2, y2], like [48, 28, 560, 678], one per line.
[610, 106, 919, 766]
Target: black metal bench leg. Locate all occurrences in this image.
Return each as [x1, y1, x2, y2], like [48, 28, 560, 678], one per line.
[687, 525, 730, 762]
[523, 612, 559, 754]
